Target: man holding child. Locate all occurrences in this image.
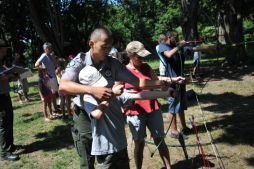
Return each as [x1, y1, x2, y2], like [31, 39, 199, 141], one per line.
[59, 27, 175, 169]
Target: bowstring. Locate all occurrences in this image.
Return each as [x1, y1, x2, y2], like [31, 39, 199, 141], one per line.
[190, 7, 226, 169]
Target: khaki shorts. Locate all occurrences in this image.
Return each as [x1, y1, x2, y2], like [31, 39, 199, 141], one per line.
[126, 109, 165, 140]
[49, 77, 59, 93]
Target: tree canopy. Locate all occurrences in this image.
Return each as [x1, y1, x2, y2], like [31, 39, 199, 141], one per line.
[0, 0, 253, 66]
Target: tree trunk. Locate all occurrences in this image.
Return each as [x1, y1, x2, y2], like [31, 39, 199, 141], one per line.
[217, 0, 246, 64]
[28, 0, 64, 57]
[181, 0, 199, 41]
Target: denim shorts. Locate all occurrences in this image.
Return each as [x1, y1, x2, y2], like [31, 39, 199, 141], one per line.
[126, 109, 165, 140]
[168, 90, 187, 114]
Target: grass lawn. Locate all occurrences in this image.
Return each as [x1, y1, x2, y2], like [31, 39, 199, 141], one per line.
[1, 58, 254, 169]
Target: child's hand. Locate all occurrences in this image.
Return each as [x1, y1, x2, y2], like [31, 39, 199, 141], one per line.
[100, 100, 110, 107]
[112, 84, 124, 96]
[174, 76, 185, 84]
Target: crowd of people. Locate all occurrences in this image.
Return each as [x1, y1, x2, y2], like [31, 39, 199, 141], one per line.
[0, 27, 219, 168]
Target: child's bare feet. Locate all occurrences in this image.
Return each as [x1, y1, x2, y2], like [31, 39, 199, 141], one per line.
[44, 118, 51, 122]
[52, 113, 58, 117]
[50, 114, 56, 119]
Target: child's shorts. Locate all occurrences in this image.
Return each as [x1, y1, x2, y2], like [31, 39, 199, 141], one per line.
[49, 77, 59, 93]
[58, 90, 66, 97]
[43, 94, 53, 100]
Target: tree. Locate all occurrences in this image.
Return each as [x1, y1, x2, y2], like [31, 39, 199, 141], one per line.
[28, 0, 64, 56]
[181, 0, 199, 40]
[216, 0, 247, 64]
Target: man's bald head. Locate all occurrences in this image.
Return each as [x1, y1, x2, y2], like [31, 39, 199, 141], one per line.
[90, 27, 113, 43]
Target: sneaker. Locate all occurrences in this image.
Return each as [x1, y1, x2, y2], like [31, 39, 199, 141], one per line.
[170, 132, 188, 140]
[0, 153, 19, 161]
[181, 127, 193, 135]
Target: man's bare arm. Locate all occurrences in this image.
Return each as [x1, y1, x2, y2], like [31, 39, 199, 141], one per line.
[131, 87, 175, 100]
[192, 45, 217, 52]
[35, 60, 41, 68]
[163, 40, 186, 59]
[59, 79, 113, 100]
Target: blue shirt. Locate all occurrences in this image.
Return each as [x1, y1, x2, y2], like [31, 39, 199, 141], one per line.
[37, 53, 56, 78]
[159, 42, 193, 77]
[83, 93, 134, 155]
[156, 45, 166, 76]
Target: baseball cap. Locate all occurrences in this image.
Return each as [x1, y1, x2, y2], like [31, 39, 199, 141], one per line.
[79, 65, 108, 87]
[0, 39, 10, 48]
[126, 41, 151, 57]
[68, 54, 75, 58]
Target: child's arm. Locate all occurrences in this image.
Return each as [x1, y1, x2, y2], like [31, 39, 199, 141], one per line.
[88, 84, 124, 119]
[90, 101, 109, 119]
[130, 87, 176, 100]
[90, 84, 124, 119]
[158, 76, 185, 84]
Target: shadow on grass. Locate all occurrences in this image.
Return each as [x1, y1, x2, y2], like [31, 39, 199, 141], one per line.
[21, 112, 43, 123]
[162, 91, 254, 150]
[171, 154, 215, 169]
[22, 113, 32, 117]
[20, 124, 73, 154]
[191, 92, 254, 147]
[185, 62, 253, 82]
[245, 157, 254, 166]
[13, 93, 41, 110]
[13, 100, 41, 110]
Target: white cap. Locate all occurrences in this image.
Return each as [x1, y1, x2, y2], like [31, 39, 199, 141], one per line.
[79, 65, 108, 87]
